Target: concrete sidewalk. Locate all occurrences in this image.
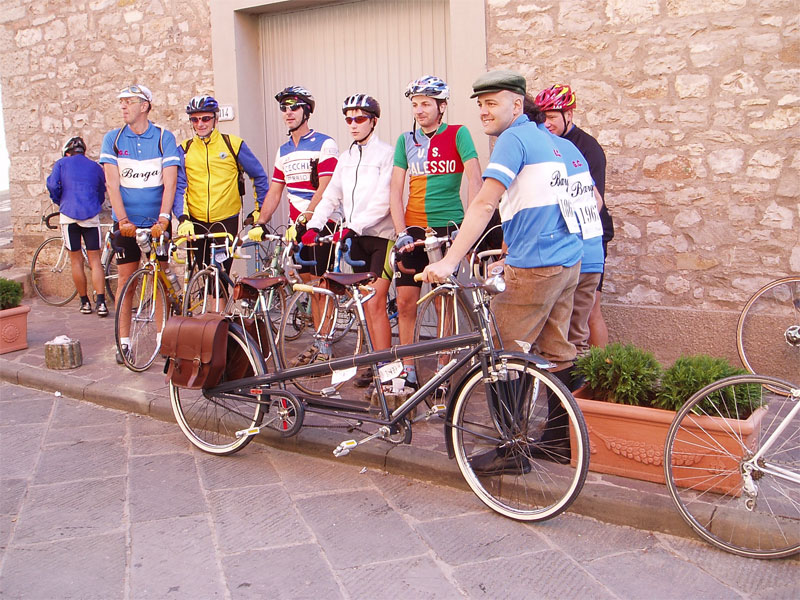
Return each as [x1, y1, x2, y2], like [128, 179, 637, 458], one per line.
[0, 297, 697, 540]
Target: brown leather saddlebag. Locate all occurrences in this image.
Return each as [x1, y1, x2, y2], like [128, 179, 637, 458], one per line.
[160, 314, 228, 389]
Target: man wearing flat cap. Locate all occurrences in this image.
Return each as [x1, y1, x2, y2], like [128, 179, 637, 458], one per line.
[100, 84, 182, 364]
[422, 69, 582, 470]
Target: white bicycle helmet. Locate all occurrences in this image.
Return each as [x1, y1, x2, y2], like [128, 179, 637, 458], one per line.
[404, 75, 450, 100]
[341, 94, 381, 117]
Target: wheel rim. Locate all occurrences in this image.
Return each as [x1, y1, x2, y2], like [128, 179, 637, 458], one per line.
[665, 375, 800, 558]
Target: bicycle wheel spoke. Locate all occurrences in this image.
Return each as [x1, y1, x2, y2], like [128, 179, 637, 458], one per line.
[451, 356, 589, 521]
[31, 237, 78, 305]
[115, 268, 168, 372]
[665, 375, 800, 558]
[171, 324, 271, 455]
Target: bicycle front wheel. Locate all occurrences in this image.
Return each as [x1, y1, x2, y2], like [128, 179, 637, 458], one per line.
[736, 276, 800, 384]
[171, 323, 267, 455]
[115, 267, 169, 372]
[103, 252, 118, 303]
[277, 290, 363, 397]
[30, 236, 77, 305]
[450, 355, 589, 521]
[664, 375, 799, 559]
[183, 267, 229, 316]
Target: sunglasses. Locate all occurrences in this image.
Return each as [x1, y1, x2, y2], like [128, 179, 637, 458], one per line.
[345, 115, 372, 125]
[280, 103, 305, 112]
[189, 115, 215, 123]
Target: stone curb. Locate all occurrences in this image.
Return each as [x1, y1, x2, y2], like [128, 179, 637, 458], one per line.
[0, 355, 695, 540]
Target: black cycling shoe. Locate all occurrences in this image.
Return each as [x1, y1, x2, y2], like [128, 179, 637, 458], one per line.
[115, 344, 130, 365]
[80, 301, 92, 314]
[469, 446, 531, 476]
[96, 302, 109, 318]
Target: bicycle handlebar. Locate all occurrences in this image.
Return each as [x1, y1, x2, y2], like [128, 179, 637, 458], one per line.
[43, 212, 59, 230]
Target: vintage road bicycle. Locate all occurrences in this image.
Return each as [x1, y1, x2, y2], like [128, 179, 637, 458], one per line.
[169, 268, 590, 522]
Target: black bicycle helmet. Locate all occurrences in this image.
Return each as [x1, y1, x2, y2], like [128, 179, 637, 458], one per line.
[342, 94, 381, 118]
[275, 86, 316, 113]
[62, 136, 86, 156]
[186, 95, 220, 114]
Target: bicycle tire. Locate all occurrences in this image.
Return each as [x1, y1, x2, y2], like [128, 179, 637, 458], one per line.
[281, 285, 309, 341]
[664, 374, 799, 559]
[171, 323, 269, 455]
[277, 289, 363, 397]
[450, 355, 589, 521]
[183, 267, 229, 316]
[736, 276, 800, 387]
[30, 236, 77, 305]
[413, 287, 476, 404]
[103, 250, 118, 303]
[115, 267, 169, 372]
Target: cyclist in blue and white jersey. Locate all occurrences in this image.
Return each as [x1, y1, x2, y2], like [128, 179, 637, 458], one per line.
[99, 84, 182, 363]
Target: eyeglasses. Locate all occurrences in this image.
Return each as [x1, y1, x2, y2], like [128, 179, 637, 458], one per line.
[344, 115, 372, 125]
[189, 115, 215, 123]
[119, 98, 143, 106]
[279, 103, 305, 112]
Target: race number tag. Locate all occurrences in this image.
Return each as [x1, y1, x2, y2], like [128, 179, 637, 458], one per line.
[573, 194, 603, 239]
[378, 360, 404, 383]
[331, 366, 357, 385]
[558, 191, 581, 234]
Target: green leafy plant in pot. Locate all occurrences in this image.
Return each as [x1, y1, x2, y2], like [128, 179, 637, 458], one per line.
[574, 342, 662, 406]
[0, 277, 23, 310]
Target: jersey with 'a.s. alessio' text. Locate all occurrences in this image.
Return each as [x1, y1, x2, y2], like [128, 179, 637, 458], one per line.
[393, 123, 477, 228]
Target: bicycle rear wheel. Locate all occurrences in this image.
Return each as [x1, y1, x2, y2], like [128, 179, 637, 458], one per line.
[414, 287, 475, 401]
[664, 375, 799, 559]
[171, 323, 269, 455]
[183, 267, 229, 316]
[277, 290, 363, 396]
[30, 236, 77, 305]
[736, 276, 800, 385]
[450, 355, 589, 521]
[115, 267, 169, 372]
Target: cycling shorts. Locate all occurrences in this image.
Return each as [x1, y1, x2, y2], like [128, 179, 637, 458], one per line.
[61, 223, 101, 252]
[113, 221, 172, 265]
[395, 224, 459, 288]
[348, 235, 395, 281]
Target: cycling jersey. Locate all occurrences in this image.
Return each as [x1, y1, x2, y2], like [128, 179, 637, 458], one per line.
[99, 121, 182, 226]
[393, 123, 477, 228]
[550, 135, 604, 274]
[46, 154, 105, 221]
[176, 129, 269, 223]
[308, 134, 394, 239]
[272, 129, 339, 220]
[484, 116, 582, 269]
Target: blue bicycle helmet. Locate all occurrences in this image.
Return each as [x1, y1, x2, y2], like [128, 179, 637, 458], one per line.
[186, 95, 220, 114]
[404, 76, 450, 100]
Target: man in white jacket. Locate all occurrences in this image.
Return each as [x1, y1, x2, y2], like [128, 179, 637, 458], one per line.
[302, 94, 395, 384]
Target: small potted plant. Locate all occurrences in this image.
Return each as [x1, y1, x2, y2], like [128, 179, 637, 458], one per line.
[0, 277, 31, 354]
[571, 345, 760, 486]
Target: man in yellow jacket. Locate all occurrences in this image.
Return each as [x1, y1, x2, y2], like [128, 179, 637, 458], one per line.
[175, 95, 269, 273]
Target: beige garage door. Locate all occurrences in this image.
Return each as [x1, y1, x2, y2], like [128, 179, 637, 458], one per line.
[259, 0, 449, 226]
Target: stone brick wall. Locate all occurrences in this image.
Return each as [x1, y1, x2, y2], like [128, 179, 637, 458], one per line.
[0, 0, 213, 258]
[487, 0, 799, 316]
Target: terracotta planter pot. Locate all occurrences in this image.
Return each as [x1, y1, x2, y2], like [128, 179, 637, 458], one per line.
[0, 304, 31, 354]
[571, 385, 765, 495]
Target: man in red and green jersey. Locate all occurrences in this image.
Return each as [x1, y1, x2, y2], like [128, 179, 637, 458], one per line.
[389, 75, 482, 388]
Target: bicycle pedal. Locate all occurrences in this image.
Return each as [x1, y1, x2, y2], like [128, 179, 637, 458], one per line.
[333, 439, 357, 457]
[235, 426, 262, 438]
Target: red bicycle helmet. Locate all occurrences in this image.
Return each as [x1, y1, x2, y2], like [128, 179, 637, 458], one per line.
[534, 84, 577, 111]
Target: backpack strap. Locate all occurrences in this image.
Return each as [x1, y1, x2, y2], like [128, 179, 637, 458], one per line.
[221, 133, 242, 174]
[181, 138, 194, 154]
[112, 124, 164, 156]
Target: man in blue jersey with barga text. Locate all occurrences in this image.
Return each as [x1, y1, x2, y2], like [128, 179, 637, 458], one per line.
[423, 70, 582, 471]
[99, 84, 182, 364]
